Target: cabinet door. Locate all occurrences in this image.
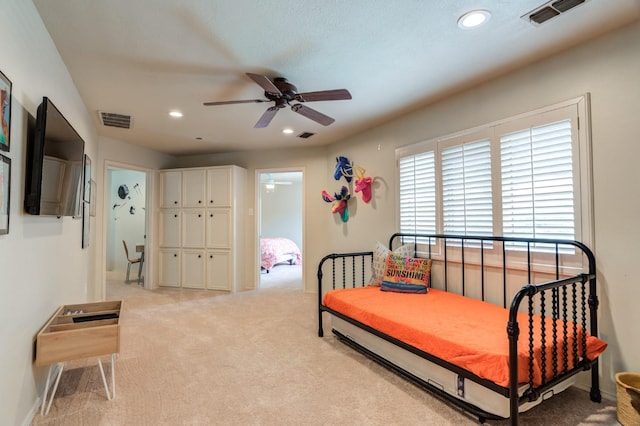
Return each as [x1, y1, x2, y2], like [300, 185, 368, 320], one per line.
[206, 168, 231, 207]
[159, 249, 181, 287]
[182, 250, 206, 289]
[160, 171, 182, 208]
[182, 169, 206, 208]
[206, 251, 231, 291]
[160, 210, 181, 247]
[206, 208, 231, 248]
[182, 209, 205, 248]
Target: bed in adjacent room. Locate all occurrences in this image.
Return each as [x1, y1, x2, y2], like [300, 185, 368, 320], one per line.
[260, 237, 301, 273]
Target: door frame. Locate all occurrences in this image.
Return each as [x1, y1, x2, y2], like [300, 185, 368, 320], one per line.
[101, 160, 153, 296]
[255, 167, 305, 289]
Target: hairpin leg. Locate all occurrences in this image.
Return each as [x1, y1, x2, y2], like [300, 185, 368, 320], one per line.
[41, 362, 65, 416]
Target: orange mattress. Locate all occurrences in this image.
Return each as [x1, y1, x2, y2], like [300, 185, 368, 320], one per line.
[323, 286, 607, 387]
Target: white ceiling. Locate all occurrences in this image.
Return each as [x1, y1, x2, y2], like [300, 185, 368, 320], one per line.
[33, 0, 640, 156]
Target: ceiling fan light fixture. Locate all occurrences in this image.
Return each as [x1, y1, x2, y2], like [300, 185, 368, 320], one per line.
[282, 128, 294, 134]
[458, 10, 491, 29]
[169, 110, 183, 118]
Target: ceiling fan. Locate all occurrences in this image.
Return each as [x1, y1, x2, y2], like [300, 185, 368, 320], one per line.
[203, 73, 352, 128]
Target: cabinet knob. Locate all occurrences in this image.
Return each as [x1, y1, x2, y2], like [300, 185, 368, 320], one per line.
[198, 200, 202, 204]
[174, 214, 178, 218]
[210, 214, 213, 218]
[174, 201, 178, 205]
[173, 253, 177, 257]
[198, 254, 201, 258]
[198, 214, 202, 218]
[209, 255, 213, 259]
[210, 200, 214, 204]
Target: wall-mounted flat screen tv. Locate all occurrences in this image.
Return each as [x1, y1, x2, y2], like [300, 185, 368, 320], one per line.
[24, 97, 85, 217]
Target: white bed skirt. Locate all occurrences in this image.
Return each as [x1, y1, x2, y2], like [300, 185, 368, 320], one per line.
[330, 315, 575, 419]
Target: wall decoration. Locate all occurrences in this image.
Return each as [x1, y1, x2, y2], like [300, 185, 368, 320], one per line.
[113, 180, 144, 221]
[117, 184, 129, 200]
[334, 156, 353, 182]
[0, 154, 11, 234]
[321, 186, 351, 222]
[0, 70, 11, 152]
[346, 164, 374, 203]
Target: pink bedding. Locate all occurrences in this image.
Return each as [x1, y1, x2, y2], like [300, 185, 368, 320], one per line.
[260, 237, 302, 270]
[323, 286, 607, 387]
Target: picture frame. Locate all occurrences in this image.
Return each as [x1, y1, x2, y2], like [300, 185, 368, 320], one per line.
[0, 70, 11, 152]
[0, 154, 10, 234]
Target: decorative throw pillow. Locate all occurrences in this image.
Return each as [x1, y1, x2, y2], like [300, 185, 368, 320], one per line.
[380, 253, 432, 294]
[368, 241, 414, 286]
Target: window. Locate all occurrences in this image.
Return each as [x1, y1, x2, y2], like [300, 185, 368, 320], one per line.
[396, 96, 593, 249]
[442, 138, 493, 236]
[399, 152, 435, 234]
[500, 119, 574, 241]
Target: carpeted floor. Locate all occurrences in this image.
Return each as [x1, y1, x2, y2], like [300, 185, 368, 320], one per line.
[31, 270, 618, 425]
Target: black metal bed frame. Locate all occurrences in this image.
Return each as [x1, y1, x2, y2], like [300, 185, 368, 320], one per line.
[317, 233, 602, 425]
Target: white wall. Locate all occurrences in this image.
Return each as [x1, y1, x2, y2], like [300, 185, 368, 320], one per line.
[323, 22, 640, 398]
[0, 1, 99, 424]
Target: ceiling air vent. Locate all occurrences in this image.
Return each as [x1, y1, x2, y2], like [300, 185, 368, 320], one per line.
[99, 111, 132, 129]
[297, 132, 315, 139]
[523, 0, 587, 25]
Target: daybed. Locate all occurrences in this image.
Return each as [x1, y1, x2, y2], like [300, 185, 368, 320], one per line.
[260, 237, 302, 272]
[317, 233, 607, 425]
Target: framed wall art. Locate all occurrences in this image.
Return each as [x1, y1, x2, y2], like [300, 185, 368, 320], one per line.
[0, 70, 11, 152]
[0, 154, 10, 234]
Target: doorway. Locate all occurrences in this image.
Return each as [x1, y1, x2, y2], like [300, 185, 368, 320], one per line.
[105, 165, 149, 293]
[256, 169, 304, 289]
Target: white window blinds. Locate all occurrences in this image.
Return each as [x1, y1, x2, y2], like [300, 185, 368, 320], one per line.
[500, 119, 575, 240]
[442, 139, 493, 236]
[399, 152, 436, 234]
[396, 96, 592, 250]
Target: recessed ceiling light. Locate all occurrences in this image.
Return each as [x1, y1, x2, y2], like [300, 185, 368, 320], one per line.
[458, 10, 491, 29]
[282, 128, 294, 134]
[169, 110, 183, 118]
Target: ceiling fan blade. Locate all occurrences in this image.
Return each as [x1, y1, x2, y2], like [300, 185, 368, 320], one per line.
[254, 106, 279, 128]
[291, 104, 335, 126]
[246, 73, 282, 96]
[203, 99, 268, 106]
[295, 89, 352, 102]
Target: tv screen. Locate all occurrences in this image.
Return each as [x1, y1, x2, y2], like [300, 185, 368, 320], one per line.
[24, 97, 85, 217]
